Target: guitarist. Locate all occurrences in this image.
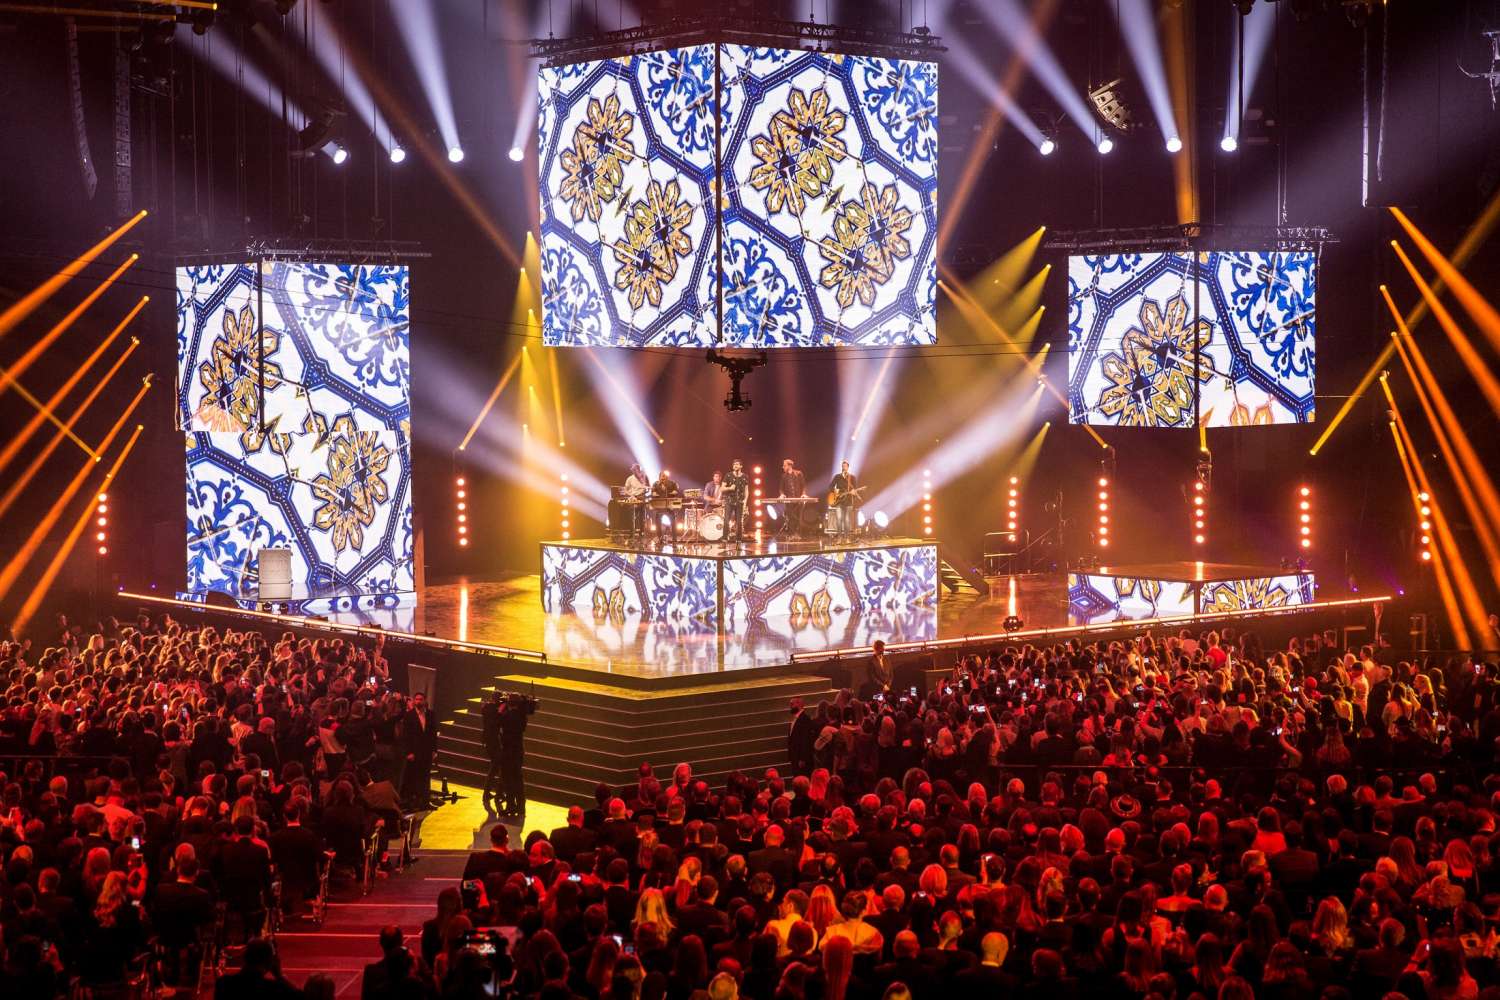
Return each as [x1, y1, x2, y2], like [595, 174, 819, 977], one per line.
[828, 461, 860, 537]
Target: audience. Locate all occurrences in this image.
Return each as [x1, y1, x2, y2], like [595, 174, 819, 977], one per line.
[5, 611, 1500, 1000]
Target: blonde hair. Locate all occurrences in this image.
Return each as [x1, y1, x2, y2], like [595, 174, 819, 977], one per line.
[633, 887, 674, 937]
[94, 871, 128, 928]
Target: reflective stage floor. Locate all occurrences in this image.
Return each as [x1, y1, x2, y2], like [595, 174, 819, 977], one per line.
[404, 572, 1069, 678]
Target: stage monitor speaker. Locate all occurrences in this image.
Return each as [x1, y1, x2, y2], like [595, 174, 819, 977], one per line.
[257, 548, 293, 600]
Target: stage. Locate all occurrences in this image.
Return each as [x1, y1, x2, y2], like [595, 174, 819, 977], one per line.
[140, 554, 1347, 680]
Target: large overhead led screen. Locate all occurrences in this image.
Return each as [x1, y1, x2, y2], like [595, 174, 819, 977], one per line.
[537, 44, 937, 348]
[1067, 250, 1316, 427]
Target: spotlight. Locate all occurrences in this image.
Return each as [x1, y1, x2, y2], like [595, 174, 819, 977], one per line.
[1003, 615, 1025, 633]
[274, 0, 297, 14]
[1096, 137, 1114, 155]
[1235, 0, 1255, 14]
[447, 145, 465, 163]
[1038, 138, 1056, 156]
[1220, 135, 1238, 153]
[389, 146, 407, 164]
[329, 145, 349, 166]
[508, 146, 524, 163]
[1165, 136, 1183, 153]
[872, 511, 891, 530]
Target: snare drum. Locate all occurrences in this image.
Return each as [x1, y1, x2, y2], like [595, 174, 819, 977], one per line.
[698, 512, 724, 541]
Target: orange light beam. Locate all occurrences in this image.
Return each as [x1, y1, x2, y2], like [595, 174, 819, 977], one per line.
[1391, 241, 1500, 418]
[0, 338, 140, 521]
[458, 349, 524, 451]
[1389, 328, 1500, 596]
[0, 296, 142, 476]
[1310, 188, 1500, 456]
[12, 423, 145, 634]
[584, 348, 665, 444]
[0, 376, 151, 605]
[1388, 419, 1469, 649]
[0, 253, 139, 400]
[0, 359, 96, 458]
[1381, 283, 1500, 566]
[1382, 377, 1488, 641]
[1162, 0, 1198, 223]
[1391, 206, 1500, 359]
[938, 276, 1102, 450]
[0, 210, 144, 339]
[547, 348, 566, 448]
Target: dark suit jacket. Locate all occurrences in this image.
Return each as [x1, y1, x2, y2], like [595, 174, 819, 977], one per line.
[268, 824, 324, 895]
[747, 845, 797, 889]
[549, 825, 597, 865]
[151, 880, 215, 949]
[461, 850, 512, 883]
[402, 709, 437, 759]
[674, 901, 729, 944]
[954, 963, 1017, 999]
[215, 836, 273, 910]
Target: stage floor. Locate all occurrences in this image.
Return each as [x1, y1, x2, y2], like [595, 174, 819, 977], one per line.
[409, 572, 1068, 677]
[139, 562, 1346, 681]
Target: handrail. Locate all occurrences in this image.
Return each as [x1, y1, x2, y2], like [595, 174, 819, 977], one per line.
[790, 594, 1392, 663]
[116, 589, 548, 663]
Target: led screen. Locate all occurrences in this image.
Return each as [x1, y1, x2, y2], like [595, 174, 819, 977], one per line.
[537, 44, 937, 347]
[1068, 571, 1314, 625]
[1067, 251, 1316, 427]
[176, 262, 413, 598]
[720, 543, 938, 627]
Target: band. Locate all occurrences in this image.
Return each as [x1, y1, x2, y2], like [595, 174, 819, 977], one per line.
[606, 458, 866, 544]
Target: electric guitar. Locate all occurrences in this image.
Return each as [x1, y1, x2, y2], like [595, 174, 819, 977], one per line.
[826, 484, 867, 506]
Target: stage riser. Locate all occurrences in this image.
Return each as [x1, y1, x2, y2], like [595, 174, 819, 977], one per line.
[434, 671, 836, 806]
[469, 683, 831, 724]
[440, 724, 790, 768]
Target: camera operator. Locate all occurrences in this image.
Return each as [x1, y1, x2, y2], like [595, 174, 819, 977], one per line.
[497, 691, 537, 817]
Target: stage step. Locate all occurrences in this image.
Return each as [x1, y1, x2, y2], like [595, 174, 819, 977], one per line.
[433, 671, 837, 806]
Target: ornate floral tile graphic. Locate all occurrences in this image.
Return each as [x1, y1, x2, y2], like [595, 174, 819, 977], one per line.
[541, 544, 721, 624]
[177, 262, 413, 599]
[1066, 251, 1316, 427]
[537, 44, 937, 347]
[1068, 571, 1314, 625]
[721, 544, 938, 628]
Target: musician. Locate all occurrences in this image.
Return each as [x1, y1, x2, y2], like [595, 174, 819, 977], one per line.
[829, 461, 859, 537]
[653, 470, 680, 499]
[723, 460, 749, 542]
[779, 458, 807, 535]
[652, 471, 681, 538]
[623, 464, 650, 537]
[703, 471, 724, 508]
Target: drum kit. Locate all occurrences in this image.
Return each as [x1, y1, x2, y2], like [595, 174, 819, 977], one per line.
[681, 490, 725, 541]
[609, 487, 726, 541]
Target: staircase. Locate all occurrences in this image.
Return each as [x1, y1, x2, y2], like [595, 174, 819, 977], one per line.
[434, 672, 838, 805]
[937, 540, 988, 595]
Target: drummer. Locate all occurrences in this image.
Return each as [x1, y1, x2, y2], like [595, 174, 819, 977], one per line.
[703, 471, 724, 509]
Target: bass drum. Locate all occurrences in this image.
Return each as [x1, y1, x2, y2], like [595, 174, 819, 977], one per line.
[698, 512, 724, 541]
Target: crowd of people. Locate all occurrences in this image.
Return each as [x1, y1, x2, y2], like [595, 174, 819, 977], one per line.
[2, 610, 1499, 1000]
[0, 611, 441, 996]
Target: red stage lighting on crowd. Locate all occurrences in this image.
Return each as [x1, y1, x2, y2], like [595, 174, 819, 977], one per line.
[1097, 477, 1110, 548]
